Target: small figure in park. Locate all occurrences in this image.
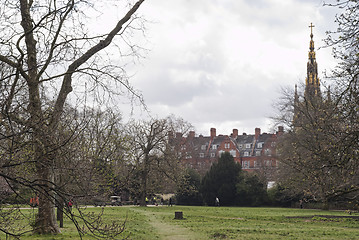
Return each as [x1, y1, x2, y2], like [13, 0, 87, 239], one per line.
[215, 197, 220, 207]
[169, 197, 173, 207]
[299, 199, 303, 209]
[30, 196, 39, 207]
[68, 199, 73, 211]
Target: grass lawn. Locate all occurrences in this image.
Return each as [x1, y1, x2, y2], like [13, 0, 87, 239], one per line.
[1, 205, 358, 239]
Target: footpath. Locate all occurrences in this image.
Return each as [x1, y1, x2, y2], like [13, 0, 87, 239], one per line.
[130, 207, 205, 240]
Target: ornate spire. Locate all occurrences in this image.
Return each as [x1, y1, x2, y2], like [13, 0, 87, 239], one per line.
[305, 23, 321, 99]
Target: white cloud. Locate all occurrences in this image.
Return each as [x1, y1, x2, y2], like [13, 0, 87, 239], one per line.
[116, 0, 339, 136]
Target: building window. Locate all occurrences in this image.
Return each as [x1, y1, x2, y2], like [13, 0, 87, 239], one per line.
[219, 150, 225, 157]
[264, 160, 272, 166]
[243, 151, 249, 157]
[201, 145, 206, 150]
[230, 150, 236, 157]
[225, 143, 230, 149]
[257, 142, 263, 148]
[255, 150, 261, 156]
[239, 144, 243, 149]
[210, 152, 215, 158]
[245, 143, 251, 149]
[254, 161, 258, 168]
[212, 145, 217, 150]
[199, 153, 204, 158]
[242, 161, 249, 169]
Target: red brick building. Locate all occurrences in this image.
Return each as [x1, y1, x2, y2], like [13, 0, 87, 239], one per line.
[172, 126, 283, 179]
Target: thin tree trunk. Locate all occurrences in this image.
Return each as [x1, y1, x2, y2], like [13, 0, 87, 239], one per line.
[57, 199, 64, 228]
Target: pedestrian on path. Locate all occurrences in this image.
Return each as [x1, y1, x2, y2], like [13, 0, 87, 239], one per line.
[169, 197, 173, 207]
[215, 197, 220, 207]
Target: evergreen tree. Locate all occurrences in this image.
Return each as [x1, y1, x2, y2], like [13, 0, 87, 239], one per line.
[201, 152, 241, 206]
[175, 168, 203, 205]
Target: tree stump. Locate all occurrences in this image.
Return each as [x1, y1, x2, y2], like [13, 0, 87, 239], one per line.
[174, 211, 183, 219]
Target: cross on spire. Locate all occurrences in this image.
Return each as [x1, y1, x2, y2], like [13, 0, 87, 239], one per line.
[309, 22, 315, 35]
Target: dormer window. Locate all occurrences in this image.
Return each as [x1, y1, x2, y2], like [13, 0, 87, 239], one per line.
[225, 143, 230, 149]
[245, 144, 251, 149]
[212, 145, 217, 150]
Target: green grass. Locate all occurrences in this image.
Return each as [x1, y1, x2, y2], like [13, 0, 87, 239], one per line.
[1, 206, 358, 239]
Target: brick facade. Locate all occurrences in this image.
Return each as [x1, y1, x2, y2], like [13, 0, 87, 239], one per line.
[173, 127, 283, 180]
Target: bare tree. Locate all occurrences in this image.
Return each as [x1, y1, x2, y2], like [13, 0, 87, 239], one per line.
[0, 0, 146, 235]
[125, 116, 193, 206]
[274, 84, 359, 209]
[126, 118, 169, 206]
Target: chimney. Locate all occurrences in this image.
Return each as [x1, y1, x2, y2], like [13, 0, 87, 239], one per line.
[210, 128, 216, 139]
[255, 128, 261, 140]
[188, 131, 195, 138]
[232, 129, 238, 138]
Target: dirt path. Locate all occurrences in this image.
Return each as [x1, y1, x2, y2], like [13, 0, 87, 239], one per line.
[131, 208, 205, 240]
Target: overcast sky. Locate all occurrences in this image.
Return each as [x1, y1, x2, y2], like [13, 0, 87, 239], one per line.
[117, 0, 339, 136]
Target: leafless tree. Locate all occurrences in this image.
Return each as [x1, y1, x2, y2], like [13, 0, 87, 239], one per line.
[274, 84, 359, 209]
[125, 116, 193, 206]
[0, 0, 146, 236]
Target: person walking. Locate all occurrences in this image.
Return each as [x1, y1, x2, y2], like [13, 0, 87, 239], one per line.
[169, 197, 173, 207]
[215, 197, 220, 207]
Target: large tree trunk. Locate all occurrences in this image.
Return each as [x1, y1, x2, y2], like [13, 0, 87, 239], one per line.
[139, 168, 148, 207]
[32, 130, 60, 234]
[34, 159, 60, 234]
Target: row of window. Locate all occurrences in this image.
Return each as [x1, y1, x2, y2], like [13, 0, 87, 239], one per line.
[195, 142, 276, 153]
[186, 160, 274, 169]
[199, 142, 273, 151]
[192, 149, 272, 158]
[242, 160, 273, 169]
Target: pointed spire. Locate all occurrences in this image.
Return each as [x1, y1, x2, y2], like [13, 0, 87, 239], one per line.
[305, 23, 321, 99]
